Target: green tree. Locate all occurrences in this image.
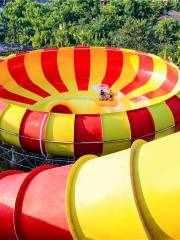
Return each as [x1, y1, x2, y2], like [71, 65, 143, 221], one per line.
[111, 18, 155, 52]
[0, 0, 179, 65]
[153, 18, 180, 64]
[0, 0, 30, 44]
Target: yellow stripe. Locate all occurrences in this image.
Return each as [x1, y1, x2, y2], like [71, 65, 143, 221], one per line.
[126, 56, 167, 99]
[130, 66, 179, 110]
[0, 102, 7, 115]
[132, 60, 180, 109]
[0, 61, 42, 102]
[57, 47, 78, 93]
[0, 105, 26, 147]
[88, 47, 107, 93]
[102, 112, 131, 154]
[24, 50, 60, 96]
[45, 113, 75, 156]
[1, 99, 30, 108]
[134, 83, 180, 110]
[0, 103, 8, 140]
[148, 102, 174, 139]
[132, 133, 180, 239]
[111, 50, 139, 91]
[172, 69, 180, 96]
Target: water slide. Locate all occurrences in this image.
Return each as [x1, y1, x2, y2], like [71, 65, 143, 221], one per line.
[0, 132, 179, 240]
[0, 47, 179, 158]
[0, 47, 179, 239]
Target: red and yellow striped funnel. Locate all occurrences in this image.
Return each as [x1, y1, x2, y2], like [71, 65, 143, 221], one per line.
[0, 47, 179, 157]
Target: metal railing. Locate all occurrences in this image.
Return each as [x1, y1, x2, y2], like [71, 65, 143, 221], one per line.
[0, 142, 75, 170]
[0, 123, 178, 169]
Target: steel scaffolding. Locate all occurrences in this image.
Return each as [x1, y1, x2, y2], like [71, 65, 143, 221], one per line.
[0, 141, 75, 170]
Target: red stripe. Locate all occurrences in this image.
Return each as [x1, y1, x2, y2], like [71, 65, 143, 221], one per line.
[166, 96, 180, 132]
[43, 48, 58, 51]
[74, 47, 90, 90]
[74, 114, 103, 157]
[121, 54, 153, 95]
[102, 48, 123, 88]
[0, 85, 36, 105]
[143, 63, 179, 99]
[130, 96, 144, 103]
[41, 49, 68, 93]
[8, 55, 50, 98]
[20, 110, 48, 154]
[127, 108, 155, 142]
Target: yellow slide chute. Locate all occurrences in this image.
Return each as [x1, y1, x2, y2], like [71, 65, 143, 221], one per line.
[67, 132, 180, 240]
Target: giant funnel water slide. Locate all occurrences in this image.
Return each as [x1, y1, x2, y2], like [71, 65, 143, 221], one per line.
[0, 47, 179, 158]
[0, 132, 179, 239]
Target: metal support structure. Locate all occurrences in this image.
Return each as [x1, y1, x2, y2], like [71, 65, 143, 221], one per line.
[0, 141, 75, 170]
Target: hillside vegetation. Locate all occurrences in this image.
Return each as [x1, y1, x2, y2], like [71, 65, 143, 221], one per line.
[0, 0, 180, 63]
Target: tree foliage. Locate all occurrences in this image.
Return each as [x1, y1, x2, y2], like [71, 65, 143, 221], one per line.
[0, 0, 179, 65]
